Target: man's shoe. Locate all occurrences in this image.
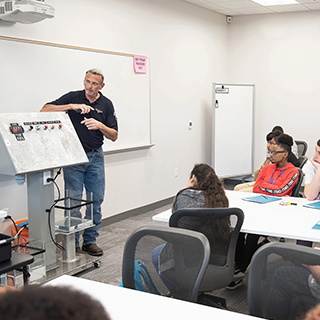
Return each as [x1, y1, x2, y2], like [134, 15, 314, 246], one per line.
[82, 243, 104, 256]
[226, 279, 243, 290]
[76, 247, 83, 254]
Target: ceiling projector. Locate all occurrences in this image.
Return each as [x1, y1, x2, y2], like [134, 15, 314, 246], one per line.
[0, 0, 55, 24]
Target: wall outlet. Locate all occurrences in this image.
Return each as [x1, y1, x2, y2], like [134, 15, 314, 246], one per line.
[174, 168, 178, 178]
[0, 210, 7, 220]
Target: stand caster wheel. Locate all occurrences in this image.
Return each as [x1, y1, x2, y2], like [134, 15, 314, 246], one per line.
[94, 261, 101, 268]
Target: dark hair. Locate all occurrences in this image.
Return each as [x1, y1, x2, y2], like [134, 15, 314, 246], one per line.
[317, 139, 320, 148]
[275, 133, 293, 153]
[188, 163, 229, 208]
[272, 126, 284, 134]
[173, 164, 230, 244]
[266, 130, 282, 142]
[0, 285, 111, 320]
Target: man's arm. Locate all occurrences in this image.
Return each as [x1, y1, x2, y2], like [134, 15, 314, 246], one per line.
[304, 159, 320, 200]
[40, 103, 93, 114]
[81, 117, 118, 142]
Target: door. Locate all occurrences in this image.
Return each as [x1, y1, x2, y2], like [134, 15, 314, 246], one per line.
[212, 84, 254, 178]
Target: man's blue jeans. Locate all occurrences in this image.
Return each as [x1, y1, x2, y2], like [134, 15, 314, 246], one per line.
[63, 147, 105, 247]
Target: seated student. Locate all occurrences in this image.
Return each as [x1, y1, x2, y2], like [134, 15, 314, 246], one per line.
[271, 128, 299, 167]
[304, 139, 320, 201]
[253, 133, 299, 196]
[153, 164, 230, 290]
[272, 125, 299, 158]
[172, 163, 229, 212]
[0, 285, 111, 320]
[231, 134, 300, 289]
[266, 264, 320, 320]
[235, 130, 281, 192]
[269, 129, 299, 168]
[235, 130, 299, 192]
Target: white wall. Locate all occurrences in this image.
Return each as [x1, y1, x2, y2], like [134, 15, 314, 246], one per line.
[0, 0, 228, 220]
[5, 1, 318, 223]
[227, 11, 320, 167]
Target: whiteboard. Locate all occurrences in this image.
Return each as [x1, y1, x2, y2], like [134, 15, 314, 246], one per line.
[0, 36, 151, 153]
[212, 84, 254, 178]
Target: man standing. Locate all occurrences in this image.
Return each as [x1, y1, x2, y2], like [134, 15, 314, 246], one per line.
[304, 139, 320, 201]
[41, 68, 118, 256]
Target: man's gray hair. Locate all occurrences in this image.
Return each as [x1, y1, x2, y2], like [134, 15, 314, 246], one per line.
[86, 68, 104, 83]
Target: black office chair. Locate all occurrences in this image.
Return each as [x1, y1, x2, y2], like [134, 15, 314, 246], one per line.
[295, 140, 308, 157]
[122, 225, 210, 302]
[248, 242, 320, 320]
[169, 207, 244, 308]
[297, 155, 308, 169]
[291, 167, 304, 197]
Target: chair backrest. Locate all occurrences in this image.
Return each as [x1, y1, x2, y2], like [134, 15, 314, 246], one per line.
[291, 167, 304, 197]
[122, 225, 210, 302]
[297, 155, 308, 169]
[169, 207, 244, 292]
[248, 242, 320, 320]
[295, 140, 308, 157]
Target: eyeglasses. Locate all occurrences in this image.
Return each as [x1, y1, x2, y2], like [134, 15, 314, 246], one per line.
[270, 151, 286, 155]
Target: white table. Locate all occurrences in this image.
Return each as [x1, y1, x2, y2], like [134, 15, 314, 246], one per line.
[47, 275, 259, 320]
[152, 190, 320, 243]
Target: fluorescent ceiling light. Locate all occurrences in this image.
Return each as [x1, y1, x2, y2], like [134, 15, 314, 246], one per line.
[251, 0, 298, 5]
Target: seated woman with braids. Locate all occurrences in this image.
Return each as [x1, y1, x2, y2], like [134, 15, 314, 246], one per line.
[152, 164, 231, 291]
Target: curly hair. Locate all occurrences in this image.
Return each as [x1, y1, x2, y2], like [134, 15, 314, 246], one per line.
[173, 164, 230, 244]
[188, 163, 229, 208]
[0, 285, 110, 320]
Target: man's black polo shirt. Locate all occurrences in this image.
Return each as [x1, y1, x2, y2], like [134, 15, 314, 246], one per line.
[47, 90, 118, 150]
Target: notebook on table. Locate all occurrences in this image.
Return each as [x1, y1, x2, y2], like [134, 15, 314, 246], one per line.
[242, 195, 282, 204]
[303, 201, 320, 210]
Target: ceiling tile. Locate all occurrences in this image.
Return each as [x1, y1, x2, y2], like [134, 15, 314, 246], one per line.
[183, 0, 210, 4]
[214, 0, 262, 9]
[235, 6, 275, 14]
[303, 3, 320, 9]
[297, 0, 320, 3]
[267, 3, 310, 11]
[180, 0, 320, 15]
[198, 3, 243, 14]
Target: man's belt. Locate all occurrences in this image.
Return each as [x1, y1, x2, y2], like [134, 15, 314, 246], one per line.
[84, 147, 99, 153]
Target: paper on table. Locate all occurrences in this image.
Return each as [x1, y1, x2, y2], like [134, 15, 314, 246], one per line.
[312, 220, 320, 230]
[303, 201, 320, 210]
[242, 195, 282, 204]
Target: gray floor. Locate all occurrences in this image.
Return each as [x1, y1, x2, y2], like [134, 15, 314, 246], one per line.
[75, 185, 250, 314]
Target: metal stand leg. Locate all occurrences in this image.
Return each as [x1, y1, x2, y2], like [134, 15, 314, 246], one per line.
[22, 266, 30, 285]
[61, 234, 78, 263]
